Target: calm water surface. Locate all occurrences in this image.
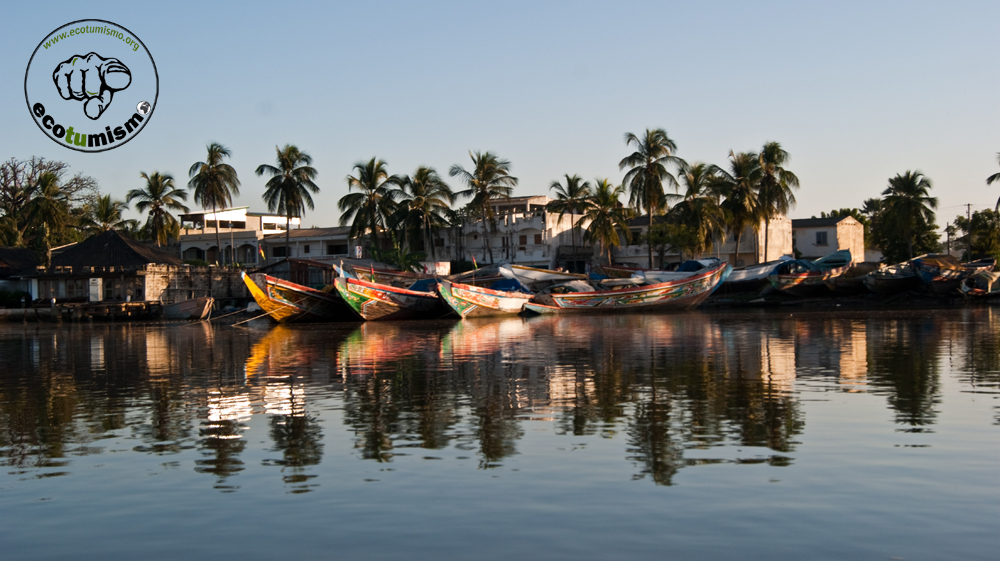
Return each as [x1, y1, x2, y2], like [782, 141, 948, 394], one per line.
[0, 309, 997, 560]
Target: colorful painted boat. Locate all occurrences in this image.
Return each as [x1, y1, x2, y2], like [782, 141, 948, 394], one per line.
[241, 271, 350, 323]
[333, 276, 444, 321]
[825, 262, 880, 294]
[959, 270, 1000, 297]
[767, 250, 853, 296]
[912, 255, 995, 296]
[343, 264, 428, 287]
[523, 261, 731, 314]
[719, 256, 793, 293]
[437, 279, 533, 318]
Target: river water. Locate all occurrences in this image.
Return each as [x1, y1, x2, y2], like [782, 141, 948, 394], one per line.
[0, 309, 997, 560]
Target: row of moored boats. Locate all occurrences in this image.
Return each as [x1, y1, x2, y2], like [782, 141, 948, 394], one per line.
[241, 250, 999, 323]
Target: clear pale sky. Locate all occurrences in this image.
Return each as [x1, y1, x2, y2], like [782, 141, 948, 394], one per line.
[2, 0, 997, 229]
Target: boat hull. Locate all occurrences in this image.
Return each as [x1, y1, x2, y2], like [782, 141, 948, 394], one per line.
[163, 296, 214, 320]
[334, 277, 443, 321]
[437, 280, 532, 318]
[527, 263, 730, 313]
[769, 264, 851, 296]
[242, 272, 349, 323]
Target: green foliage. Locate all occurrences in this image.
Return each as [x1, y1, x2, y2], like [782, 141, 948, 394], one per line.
[371, 235, 427, 273]
[644, 221, 699, 264]
[953, 209, 1000, 261]
[126, 171, 189, 247]
[619, 128, 683, 268]
[189, 142, 240, 265]
[866, 192, 940, 263]
[581, 179, 633, 264]
[449, 151, 518, 265]
[183, 258, 209, 267]
[339, 157, 403, 250]
[257, 144, 320, 259]
[389, 166, 453, 260]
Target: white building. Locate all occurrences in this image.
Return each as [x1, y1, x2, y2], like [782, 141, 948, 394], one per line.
[791, 216, 865, 261]
[178, 207, 300, 265]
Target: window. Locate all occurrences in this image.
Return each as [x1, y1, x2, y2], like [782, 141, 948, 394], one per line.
[519, 235, 527, 245]
[534, 234, 542, 245]
[272, 246, 287, 257]
[816, 231, 828, 246]
[327, 244, 348, 255]
[303, 244, 310, 254]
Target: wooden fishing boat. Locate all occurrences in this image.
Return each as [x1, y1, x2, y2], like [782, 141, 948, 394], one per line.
[333, 276, 444, 321]
[599, 259, 723, 283]
[862, 262, 920, 295]
[768, 250, 853, 296]
[241, 271, 350, 323]
[718, 256, 793, 293]
[959, 270, 1000, 297]
[437, 279, 533, 318]
[343, 264, 428, 288]
[162, 296, 214, 320]
[911, 255, 995, 296]
[825, 262, 880, 294]
[523, 261, 731, 314]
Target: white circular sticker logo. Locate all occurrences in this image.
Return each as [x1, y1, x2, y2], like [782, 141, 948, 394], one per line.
[24, 20, 158, 153]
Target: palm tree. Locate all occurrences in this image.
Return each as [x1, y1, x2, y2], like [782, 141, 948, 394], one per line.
[449, 151, 518, 264]
[619, 128, 683, 268]
[547, 174, 592, 258]
[338, 157, 404, 255]
[712, 151, 762, 265]
[189, 142, 240, 265]
[668, 162, 726, 257]
[391, 166, 453, 260]
[87, 194, 131, 232]
[581, 179, 633, 264]
[126, 172, 190, 247]
[987, 153, 1000, 210]
[881, 170, 937, 259]
[25, 171, 71, 235]
[757, 142, 799, 261]
[255, 145, 319, 260]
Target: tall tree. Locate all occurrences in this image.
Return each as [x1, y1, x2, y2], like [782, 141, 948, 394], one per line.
[126, 172, 189, 247]
[255, 145, 320, 260]
[547, 174, 592, 259]
[756, 142, 799, 261]
[86, 194, 132, 233]
[338, 157, 404, 254]
[581, 179, 633, 264]
[189, 142, 240, 265]
[619, 128, 683, 268]
[881, 170, 937, 259]
[987, 153, 1000, 210]
[669, 162, 726, 257]
[449, 151, 518, 264]
[391, 166, 453, 260]
[712, 151, 762, 265]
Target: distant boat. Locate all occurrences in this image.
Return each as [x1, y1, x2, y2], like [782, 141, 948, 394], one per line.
[959, 270, 1000, 297]
[600, 258, 723, 284]
[523, 261, 731, 314]
[162, 296, 214, 320]
[768, 250, 853, 296]
[333, 276, 444, 321]
[438, 264, 587, 318]
[825, 262, 881, 294]
[862, 262, 920, 295]
[241, 271, 350, 323]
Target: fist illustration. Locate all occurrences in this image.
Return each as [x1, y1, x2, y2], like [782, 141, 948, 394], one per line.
[52, 53, 131, 120]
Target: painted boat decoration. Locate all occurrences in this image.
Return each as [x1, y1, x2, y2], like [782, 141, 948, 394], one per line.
[344, 264, 429, 287]
[862, 262, 919, 295]
[437, 279, 533, 318]
[162, 296, 214, 320]
[523, 261, 731, 314]
[767, 250, 853, 296]
[334, 276, 444, 321]
[241, 271, 350, 323]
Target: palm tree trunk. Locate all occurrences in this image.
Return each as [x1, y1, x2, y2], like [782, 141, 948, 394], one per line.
[285, 212, 291, 261]
[482, 201, 494, 264]
[648, 211, 654, 269]
[735, 229, 743, 266]
[764, 219, 770, 262]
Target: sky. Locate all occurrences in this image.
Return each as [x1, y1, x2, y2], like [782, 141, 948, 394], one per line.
[2, 0, 997, 229]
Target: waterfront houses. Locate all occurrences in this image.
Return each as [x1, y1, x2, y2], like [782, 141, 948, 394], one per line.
[791, 216, 865, 260]
[179, 206, 300, 265]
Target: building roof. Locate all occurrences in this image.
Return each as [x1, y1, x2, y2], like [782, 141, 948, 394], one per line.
[52, 229, 183, 269]
[263, 227, 351, 240]
[792, 216, 856, 228]
[0, 247, 38, 277]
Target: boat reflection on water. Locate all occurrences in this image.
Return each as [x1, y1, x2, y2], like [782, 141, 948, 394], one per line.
[1, 309, 997, 491]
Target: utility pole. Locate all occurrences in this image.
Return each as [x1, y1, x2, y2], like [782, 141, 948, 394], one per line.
[967, 203, 973, 258]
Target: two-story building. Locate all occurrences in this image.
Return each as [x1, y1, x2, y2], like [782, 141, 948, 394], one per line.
[178, 207, 300, 265]
[791, 216, 865, 261]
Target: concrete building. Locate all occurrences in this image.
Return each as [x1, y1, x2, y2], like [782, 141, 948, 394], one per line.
[260, 227, 353, 264]
[179, 207, 300, 265]
[615, 216, 793, 268]
[791, 216, 865, 261]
